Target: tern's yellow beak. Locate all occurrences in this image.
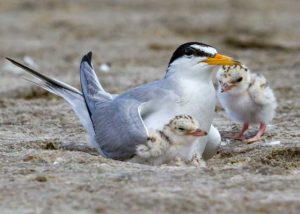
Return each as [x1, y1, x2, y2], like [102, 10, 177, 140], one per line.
[203, 53, 241, 66]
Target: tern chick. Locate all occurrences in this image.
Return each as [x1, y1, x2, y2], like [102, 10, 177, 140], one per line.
[131, 115, 207, 166]
[216, 65, 277, 143]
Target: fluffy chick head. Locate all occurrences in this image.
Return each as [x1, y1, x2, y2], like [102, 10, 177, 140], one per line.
[216, 64, 251, 94]
[163, 115, 207, 145]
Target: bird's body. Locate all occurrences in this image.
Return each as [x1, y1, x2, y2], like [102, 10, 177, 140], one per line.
[131, 115, 207, 166]
[219, 86, 261, 124]
[139, 55, 219, 160]
[7, 42, 240, 160]
[142, 68, 216, 134]
[217, 65, 277, 143]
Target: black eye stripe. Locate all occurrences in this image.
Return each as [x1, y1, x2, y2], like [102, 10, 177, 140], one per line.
[185, 47, 214, 58]
[185, 47, 194, 56]
[168, 42, 215, 65]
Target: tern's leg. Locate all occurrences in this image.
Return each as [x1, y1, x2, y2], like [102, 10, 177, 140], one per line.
[231, 123, 249, 140]
[136, 131, 169, 158]
[245, 122, 266, 144]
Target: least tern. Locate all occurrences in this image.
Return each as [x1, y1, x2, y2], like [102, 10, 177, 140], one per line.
[132, 114, 207, 165]
[7, 42, 240, 160]
[216, 65, 277, 143]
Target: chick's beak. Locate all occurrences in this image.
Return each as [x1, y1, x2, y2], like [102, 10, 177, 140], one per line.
[221, 83, 234, 93]
[188, 129, 208, 137]
[203, 53, 241, 66]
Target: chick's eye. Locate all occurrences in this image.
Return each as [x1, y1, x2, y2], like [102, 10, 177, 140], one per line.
[178, 127, 185, 131]
[185, 48, 194, 56]
[236, 77, 243, 82]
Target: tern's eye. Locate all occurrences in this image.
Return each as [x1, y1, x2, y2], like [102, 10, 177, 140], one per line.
[236, 77, 243, 82]
[185, 48, 194, 56]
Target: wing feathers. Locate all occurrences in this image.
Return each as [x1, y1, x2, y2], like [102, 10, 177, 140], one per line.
[80, 52, 113, 116]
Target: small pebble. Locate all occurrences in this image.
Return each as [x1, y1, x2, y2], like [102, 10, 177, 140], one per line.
[221, 139, 231, 146]
[35, 176, 47, 182]
[266, 141, 281, 146]
[99, 63, 111, 73]
[23, 56, 39, 69]
[53, 157, 64, 165]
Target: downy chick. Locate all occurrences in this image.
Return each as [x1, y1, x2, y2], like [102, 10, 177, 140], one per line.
[131, 115, 207, 166]
[216, 65, 277, 143]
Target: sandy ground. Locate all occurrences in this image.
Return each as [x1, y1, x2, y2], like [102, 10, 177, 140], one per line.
[0, 0, 300, 213]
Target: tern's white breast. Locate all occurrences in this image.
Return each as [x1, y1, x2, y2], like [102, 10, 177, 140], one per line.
[144, 79, 216, 132]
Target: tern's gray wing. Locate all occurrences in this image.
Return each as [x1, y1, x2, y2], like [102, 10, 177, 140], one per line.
[118, 81, 180, 120]
[80, 52, 113, 116]
[118, 80, 177, 102]
[80, 53, 148, 160]
[92, 98, 148, 160]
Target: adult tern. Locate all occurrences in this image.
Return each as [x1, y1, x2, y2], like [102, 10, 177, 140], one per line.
[6, 42, 240, 160]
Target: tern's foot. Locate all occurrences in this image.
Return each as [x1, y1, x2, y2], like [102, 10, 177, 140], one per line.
[229, 133, 245, 141]
[244, 136, 261, 144]
[228, 123, 249, 141]
[244, 122, 266, 144]
[136, 131, 169, 159]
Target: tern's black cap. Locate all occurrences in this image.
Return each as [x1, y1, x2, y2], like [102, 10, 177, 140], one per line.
[168, 42, 215, 65]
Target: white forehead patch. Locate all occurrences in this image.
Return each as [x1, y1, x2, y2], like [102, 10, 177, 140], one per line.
[190, 44, 217, 55]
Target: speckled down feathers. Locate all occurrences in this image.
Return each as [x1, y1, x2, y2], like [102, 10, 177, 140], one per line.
[217, 65, 277, 124]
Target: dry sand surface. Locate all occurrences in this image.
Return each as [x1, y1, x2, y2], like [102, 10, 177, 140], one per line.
[0, 0, 299, 213]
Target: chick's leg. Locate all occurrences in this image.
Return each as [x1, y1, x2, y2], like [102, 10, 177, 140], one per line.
[246, 122, 266, 144]
[231, 123, 249, 140]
